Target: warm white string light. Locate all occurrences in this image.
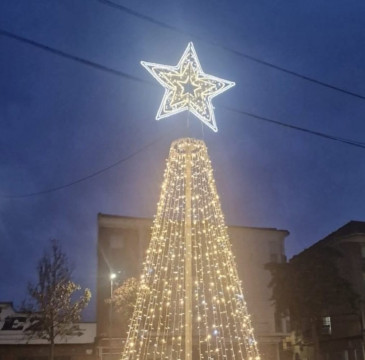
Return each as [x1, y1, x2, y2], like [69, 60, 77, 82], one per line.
[141, 43, 235, 132]
[121, 138, 260, 360]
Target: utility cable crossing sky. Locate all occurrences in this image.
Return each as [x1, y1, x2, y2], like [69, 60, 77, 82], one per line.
[1, 26, 365, 199]
[98, 0, 365, 102]
[0, 28, 363, 145]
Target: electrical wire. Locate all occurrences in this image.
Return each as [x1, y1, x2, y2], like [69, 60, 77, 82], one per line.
[1, 131, 168, 199]
[2, 27, 365, 200]
[0, 28, 150, 86]
[223, 106, 365, 149]
[3, 106, 365, 199]
[98, 0, 365, 101]
[2, 27, 365, 148]
[4, 27, 363, 148]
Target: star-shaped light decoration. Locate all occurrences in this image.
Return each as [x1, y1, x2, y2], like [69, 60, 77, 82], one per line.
[141, 42, 235, 132]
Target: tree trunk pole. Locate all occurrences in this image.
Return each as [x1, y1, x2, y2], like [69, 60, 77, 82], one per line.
[184, 141, 193, 360]
[50, 337, 55, 360]
[50, 319, 55, 360]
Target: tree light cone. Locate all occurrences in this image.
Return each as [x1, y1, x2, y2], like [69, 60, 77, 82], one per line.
[122, 138, 260, 360]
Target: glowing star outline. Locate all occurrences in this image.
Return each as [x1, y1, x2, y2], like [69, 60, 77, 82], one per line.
[141, 42, 235, 132]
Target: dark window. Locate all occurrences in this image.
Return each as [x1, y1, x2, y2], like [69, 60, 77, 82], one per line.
[361, 244, 365, 258]
[285, 318, 291, 333]
[275, 312, 283, 333]
[321, 316, 332, 335]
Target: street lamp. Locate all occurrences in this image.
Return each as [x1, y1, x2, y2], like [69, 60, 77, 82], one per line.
[110, 273, 117, 297]
[109, 272, 117, 347]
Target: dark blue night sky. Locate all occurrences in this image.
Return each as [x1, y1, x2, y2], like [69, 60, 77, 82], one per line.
[1, 0, 365, 320]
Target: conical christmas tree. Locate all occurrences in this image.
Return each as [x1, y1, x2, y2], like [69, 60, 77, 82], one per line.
[122, 138, 260, 360]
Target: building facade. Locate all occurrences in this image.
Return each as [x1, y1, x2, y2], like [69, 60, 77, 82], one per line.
[96, 213, 290, 360]
[0, 302, 96, 360]
[288, 221, 365, 360]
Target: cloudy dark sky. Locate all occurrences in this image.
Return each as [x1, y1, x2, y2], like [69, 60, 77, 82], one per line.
[1, 0, 365, 320]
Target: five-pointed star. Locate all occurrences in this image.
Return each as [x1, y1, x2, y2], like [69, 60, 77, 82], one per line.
[141, 42, 235, 132]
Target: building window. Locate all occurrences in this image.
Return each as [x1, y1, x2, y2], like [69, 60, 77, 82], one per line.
[269, 241, 278, 263]
[285, 317, 291, 333]
[321, 316, 332, 335]
[361, 243, 365, 258]
[275, 312, 283, 333]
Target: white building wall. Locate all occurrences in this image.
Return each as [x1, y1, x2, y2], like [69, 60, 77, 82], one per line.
[0, 302, 96, 345]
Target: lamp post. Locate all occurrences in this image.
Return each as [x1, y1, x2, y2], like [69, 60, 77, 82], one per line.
[110, 273, 116, 297]
[109, 273, 116, 348]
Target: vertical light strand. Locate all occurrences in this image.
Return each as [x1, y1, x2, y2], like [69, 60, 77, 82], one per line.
[191, 151, 206, 360]
[199, 152, 227, 359]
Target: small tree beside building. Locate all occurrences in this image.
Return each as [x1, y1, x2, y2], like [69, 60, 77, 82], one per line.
[24, 240, 91, 360]
[106, 277, 138, 336]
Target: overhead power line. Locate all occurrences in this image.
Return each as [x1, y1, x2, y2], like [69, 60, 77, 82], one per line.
[2, 26, 365, 149]
[0, 28, 149, 86]
[98, 0, 365, 101]
[2, 27, 365, 148]
[1, 132, 168, 199]
[223, 106, 365, 149]
[3, 105, 365, 199]
[2, 27, 365, 199]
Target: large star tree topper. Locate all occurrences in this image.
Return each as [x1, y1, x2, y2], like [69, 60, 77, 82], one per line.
[141, 42, 235, 132]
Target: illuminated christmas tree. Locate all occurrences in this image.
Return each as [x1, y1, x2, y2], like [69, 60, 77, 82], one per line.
[121, 44, 260, 360]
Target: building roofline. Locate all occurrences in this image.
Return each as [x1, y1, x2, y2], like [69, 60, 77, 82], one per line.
[98, 213, 289, 236]
[0, 302, 14, 308]
[228, 224, 289, 236]
[292, 220, 365, 259]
